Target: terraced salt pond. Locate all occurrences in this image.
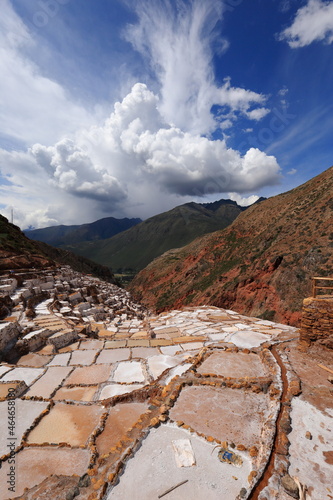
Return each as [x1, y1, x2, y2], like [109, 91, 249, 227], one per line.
[27, 366, 73, 398]
[27, 403, 104, 447]
[96, 402, 148, 456]
[0, 299, 306, 499]
[0, 399, 48, 456]
[197, 351, 268, 378]
[169, 386, 271, 448]
[0, 448, 90, 500]
[106, 424, 252, 500]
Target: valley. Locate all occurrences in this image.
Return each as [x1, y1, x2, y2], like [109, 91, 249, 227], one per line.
[2, 1, 333, 498]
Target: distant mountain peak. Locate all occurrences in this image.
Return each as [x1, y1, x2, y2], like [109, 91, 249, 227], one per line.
[201, 198, 241, 211]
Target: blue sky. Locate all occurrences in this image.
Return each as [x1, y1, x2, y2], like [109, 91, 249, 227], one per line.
[0, 0, 333, 228]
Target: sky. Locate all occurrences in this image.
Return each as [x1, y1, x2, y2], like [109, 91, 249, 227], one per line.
[0, 0, 333, 229]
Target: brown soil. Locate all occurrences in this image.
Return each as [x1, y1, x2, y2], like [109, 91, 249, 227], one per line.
[323, 451, 333, 465]
[286, 342, 333, 412]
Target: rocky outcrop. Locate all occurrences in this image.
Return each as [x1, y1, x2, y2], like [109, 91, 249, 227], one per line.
[0, 295, 14, 320]
[0, 321, 21, 360]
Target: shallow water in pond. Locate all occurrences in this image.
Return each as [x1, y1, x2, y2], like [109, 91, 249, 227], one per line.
[27, 366, 73, 398]
[65, 364, 112, 385]
[170, 385, 269, 448]
[198, 351, 267, 378]
[27, 402, 104, 447]
[53, 385, 97, 402]
[96, 402, 148, 456]
[0, 447, 90, 499]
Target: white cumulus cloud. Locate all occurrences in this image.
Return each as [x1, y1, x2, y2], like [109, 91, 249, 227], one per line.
[0, 1, 283, 230]
[228, 193, 260, 206]
[1, 83, 281, 228]
[77, 83, 281, 197]
[279, 0, 333, 47]
[30, 139, 127, 202]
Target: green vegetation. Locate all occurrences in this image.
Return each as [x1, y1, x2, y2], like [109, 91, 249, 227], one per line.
[184, 293, 196, 304]
[259, 310, 276, 321]
[129, 165, 333, 326]
[0, 215, 118, 283]
[114, 271, 136, 286]
[156, 286, 176, 311]
[196, 259, 240, 292]
[0, 215, 38, 253]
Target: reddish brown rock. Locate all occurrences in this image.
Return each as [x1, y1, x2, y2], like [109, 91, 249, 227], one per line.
[249, 446, 259, 458]
[248, 470, 258, 483]
[275, 432, 289, 456]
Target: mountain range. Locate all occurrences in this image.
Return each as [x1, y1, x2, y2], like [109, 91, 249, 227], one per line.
[24, 216, 141, 247]
[129, 166, 333, 326]
[26, 199, 249, 272]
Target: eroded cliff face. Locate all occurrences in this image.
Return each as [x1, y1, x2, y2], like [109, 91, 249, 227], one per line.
[129, 166, 333, 326]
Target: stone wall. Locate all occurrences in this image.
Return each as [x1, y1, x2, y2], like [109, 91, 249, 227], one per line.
[0, 321, 21, 359]
[47, 330, 79, 349]
[299, 297, 333, 350]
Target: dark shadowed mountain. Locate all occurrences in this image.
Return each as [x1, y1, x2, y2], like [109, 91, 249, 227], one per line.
[24, 217, 142, 247]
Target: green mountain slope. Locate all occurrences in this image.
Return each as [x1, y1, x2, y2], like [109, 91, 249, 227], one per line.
[24, 217, 141, 246]
[60, 199, 245, 272]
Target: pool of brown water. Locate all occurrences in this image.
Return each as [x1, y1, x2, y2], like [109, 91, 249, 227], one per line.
[27, 402, 104, 447]
[96, 402, 148, 456]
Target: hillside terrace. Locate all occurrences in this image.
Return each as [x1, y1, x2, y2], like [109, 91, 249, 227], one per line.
[0, 268, 332, 499]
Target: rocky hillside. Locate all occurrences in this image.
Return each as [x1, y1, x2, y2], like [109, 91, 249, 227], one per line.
[0, 215, 117, 283]
[129, 166, 333, 326]
[62, 199, 245, 272]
